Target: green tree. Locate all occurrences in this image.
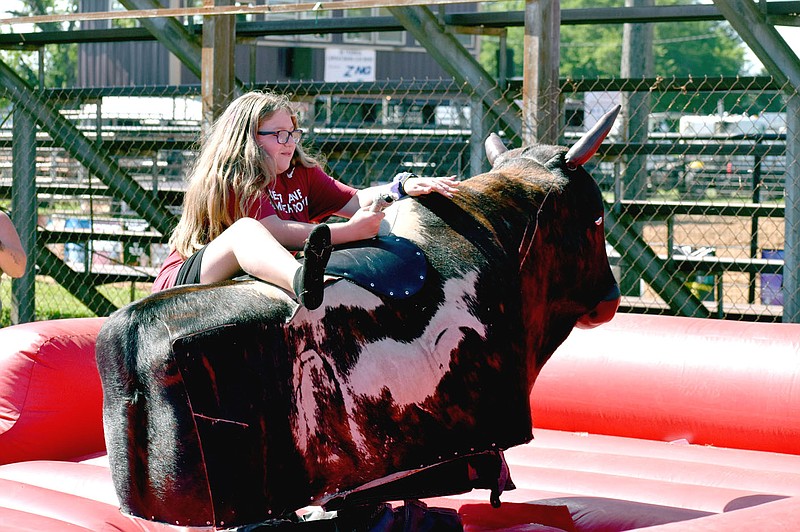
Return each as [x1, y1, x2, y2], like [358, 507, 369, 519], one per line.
[479, 0, 748, 80]
[653, 20, 745, 77]
[1, 0, 79, 88]
[559, 0, 626, 78]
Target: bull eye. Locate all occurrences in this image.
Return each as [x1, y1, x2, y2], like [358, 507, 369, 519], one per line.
[594, 216, 603, 226]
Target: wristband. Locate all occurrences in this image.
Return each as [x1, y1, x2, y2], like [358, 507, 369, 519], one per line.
[389, 172, 417, 199]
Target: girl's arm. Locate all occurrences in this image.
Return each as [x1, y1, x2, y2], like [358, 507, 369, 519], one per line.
[337, 173, 461, 217]
[264, 173, 462, 249]
[259, 208, 383, 248]
[327, 173, 461, 245]
[391, 173, 460, 198]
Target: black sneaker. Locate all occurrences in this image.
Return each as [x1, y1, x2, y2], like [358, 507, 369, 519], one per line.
[293, 224, 332, 310]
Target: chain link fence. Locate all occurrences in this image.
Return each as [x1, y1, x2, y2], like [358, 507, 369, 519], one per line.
[574, 76, 795, 322]
[0, 72, 796, 323]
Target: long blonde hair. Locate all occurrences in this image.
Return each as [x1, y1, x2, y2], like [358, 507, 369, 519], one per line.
[170, 91, 320, 258]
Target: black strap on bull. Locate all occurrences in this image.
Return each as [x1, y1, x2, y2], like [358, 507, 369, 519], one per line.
[237, 451, 511, 531]
[414, 193, 510, 269]
[238, 499, 462, 531]
[319, 449, 514, 511]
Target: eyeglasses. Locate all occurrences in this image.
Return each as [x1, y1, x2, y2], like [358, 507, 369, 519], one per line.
[256, 129, 304, 144]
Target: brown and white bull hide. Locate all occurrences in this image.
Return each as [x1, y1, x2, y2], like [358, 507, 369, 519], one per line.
[96, 113, 621, 528]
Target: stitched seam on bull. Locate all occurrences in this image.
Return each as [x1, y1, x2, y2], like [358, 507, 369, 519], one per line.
[162, 318, 216, 525]
[518, 187, 553, 273]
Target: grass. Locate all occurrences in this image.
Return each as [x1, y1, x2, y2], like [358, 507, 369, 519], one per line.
[0, 276, 152, 327]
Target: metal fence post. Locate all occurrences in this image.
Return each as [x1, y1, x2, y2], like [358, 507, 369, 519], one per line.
[11, 106, 36, 324]
[783, 93, 800, 323]
[521, 0, 560, 145]
[621, 0, 653, 201]
[470, 96, 489, 176]
[748, 151, 762, 304]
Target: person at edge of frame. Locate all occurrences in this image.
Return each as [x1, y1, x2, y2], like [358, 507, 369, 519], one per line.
[0, 210, 27, 279]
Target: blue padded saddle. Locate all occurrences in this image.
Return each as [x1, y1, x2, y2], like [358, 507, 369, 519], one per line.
[318, 235, 428, 299]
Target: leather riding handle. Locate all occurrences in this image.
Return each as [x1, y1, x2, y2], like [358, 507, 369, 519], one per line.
[370, 193, 395, 213]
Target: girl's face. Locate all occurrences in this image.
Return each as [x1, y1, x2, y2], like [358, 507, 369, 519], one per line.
[256, 109, 297, 175]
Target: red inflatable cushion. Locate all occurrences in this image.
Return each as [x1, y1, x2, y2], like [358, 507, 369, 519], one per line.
[0, 318, 107, 465]
[532, 313, 800, 455]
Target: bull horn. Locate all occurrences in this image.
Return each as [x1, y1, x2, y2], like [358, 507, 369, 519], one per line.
[564, 104, 621, 168]
[485, 132, 507, 166]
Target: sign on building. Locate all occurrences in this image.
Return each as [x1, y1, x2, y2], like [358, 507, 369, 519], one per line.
[324, 48, 376, 82]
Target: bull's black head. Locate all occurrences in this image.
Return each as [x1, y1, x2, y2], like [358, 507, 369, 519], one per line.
[477, 106, 622, 372]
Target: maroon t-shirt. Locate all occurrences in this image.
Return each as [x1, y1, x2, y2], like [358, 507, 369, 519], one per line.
[152, 165, 357, 292]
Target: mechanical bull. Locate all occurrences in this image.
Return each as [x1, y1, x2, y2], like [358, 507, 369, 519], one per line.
[95, 106, 622, 528]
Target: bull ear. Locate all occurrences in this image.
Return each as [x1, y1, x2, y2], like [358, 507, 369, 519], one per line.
[485, 133, 507, 166]
[564, 104, 621, 168]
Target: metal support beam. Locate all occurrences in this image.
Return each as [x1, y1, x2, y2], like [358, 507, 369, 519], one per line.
[387, 5, 523, 141]
[785, 94, 800, 323]
[202, 0, 237, 131]
[35, 242, 119, 317]
[0, 60, 176, 237]
[605, 209, 712, 319]
[118, 0, 203, 81]
[522, 0, 560, 145]
[469, 96, 490, 176]
[3, 4, 800, 47]
[11, 106, 36, 324]
[712, 0, 800, 87]
[712, 0, 800, 323]
[119, 0, 244, 91]
[620, 0, 653, 200]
